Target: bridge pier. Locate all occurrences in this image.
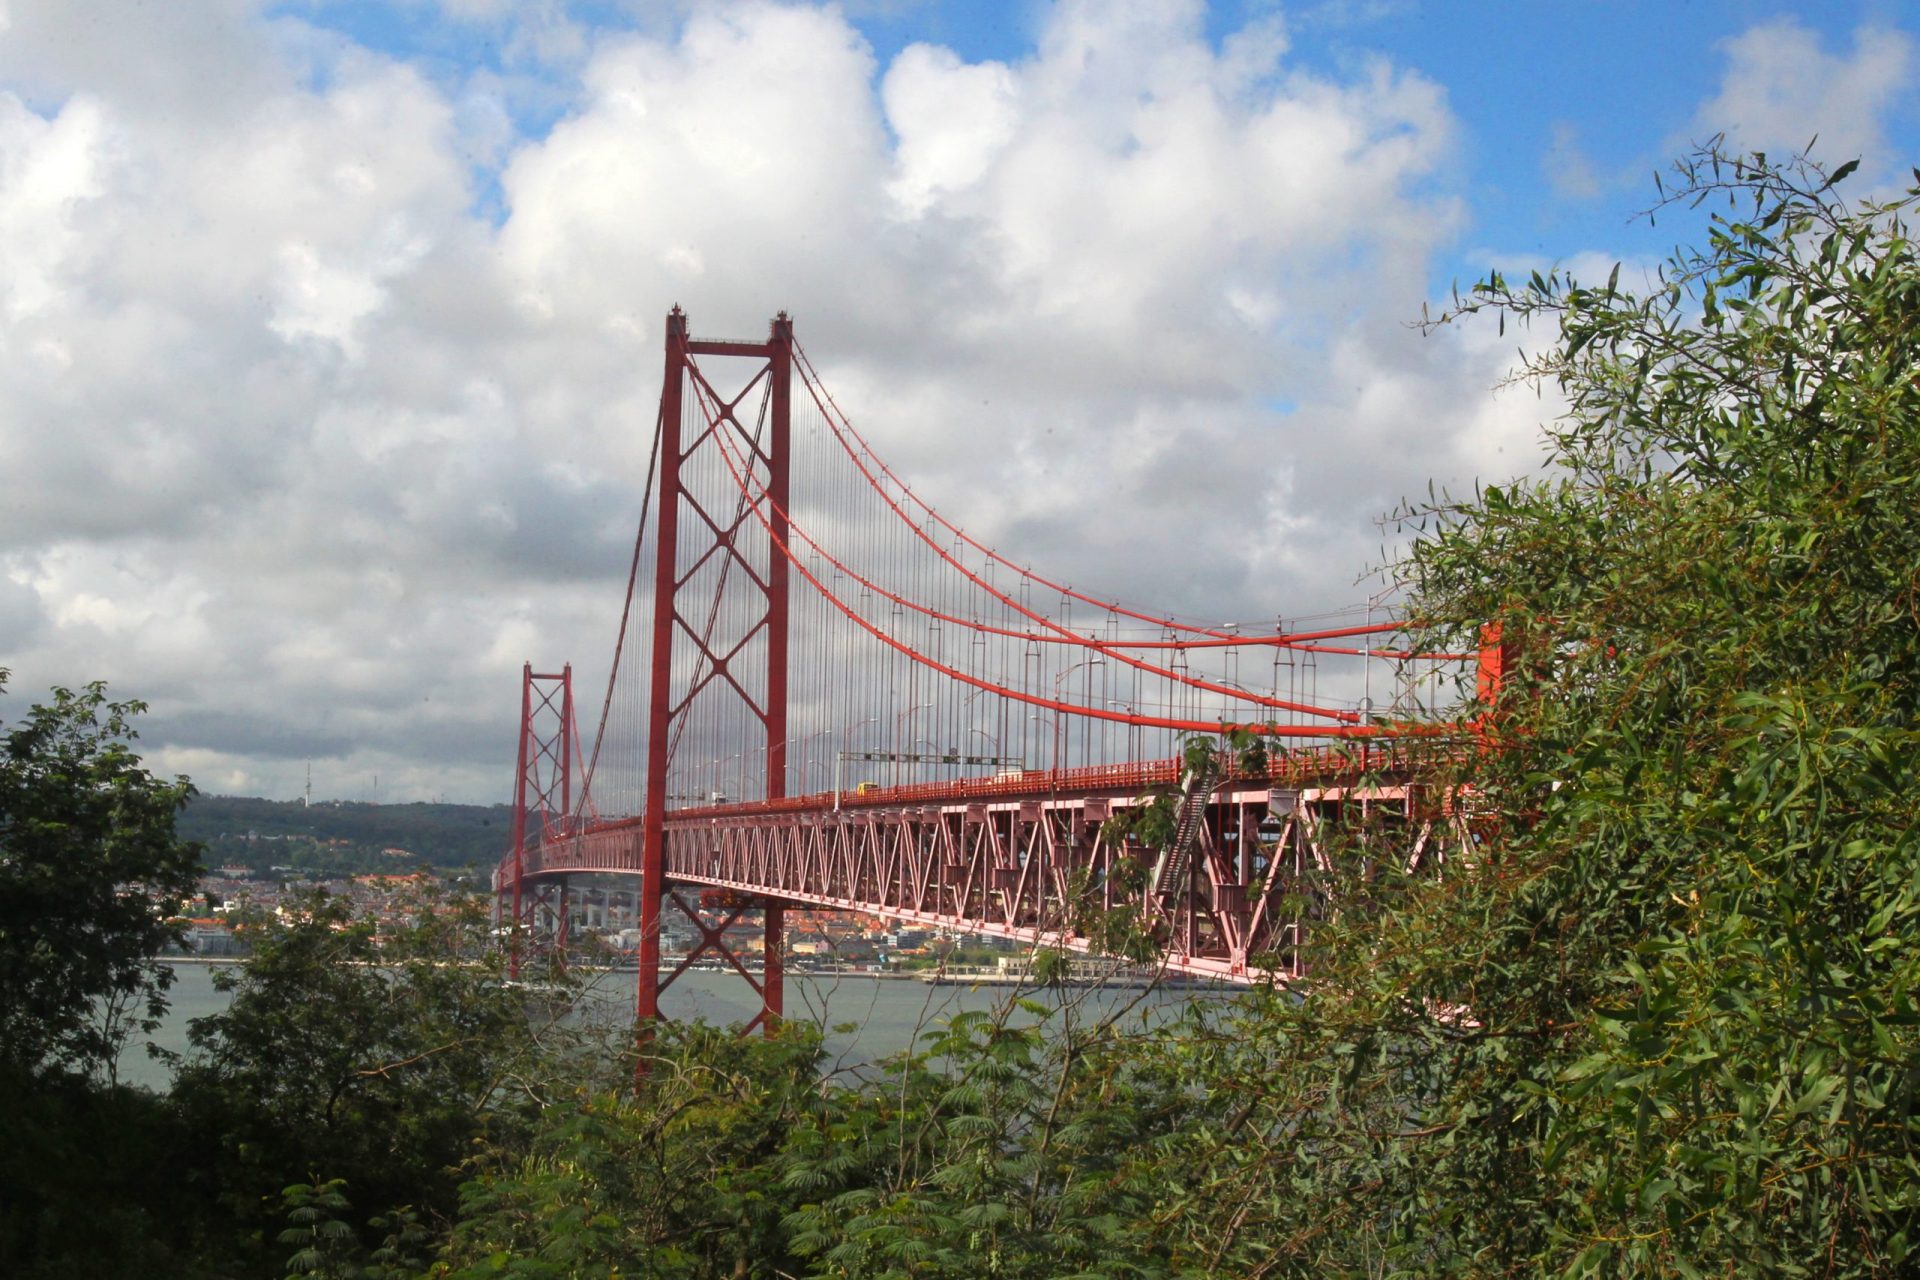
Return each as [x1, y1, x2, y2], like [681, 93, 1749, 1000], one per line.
[762, 899, 784, 1023]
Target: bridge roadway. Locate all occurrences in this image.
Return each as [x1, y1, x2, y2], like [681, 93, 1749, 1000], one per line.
[507, 746, 1469, 984]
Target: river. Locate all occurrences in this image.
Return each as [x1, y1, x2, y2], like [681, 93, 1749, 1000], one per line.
[119, 962, 1226, 1092]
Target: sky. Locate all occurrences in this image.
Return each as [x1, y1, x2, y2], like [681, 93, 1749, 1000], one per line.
[1, 0, 1915, 805]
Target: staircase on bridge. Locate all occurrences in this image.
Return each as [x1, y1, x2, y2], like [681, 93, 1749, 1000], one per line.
[1151, 753, 1218, 902]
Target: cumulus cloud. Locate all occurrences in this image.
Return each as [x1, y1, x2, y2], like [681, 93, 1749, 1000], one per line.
[1693, 19, 1913, 169]
[0, 0, 1567, 802]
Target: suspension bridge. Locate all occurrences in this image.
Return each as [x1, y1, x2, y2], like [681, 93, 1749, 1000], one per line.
[493, 310, 1503, 1032]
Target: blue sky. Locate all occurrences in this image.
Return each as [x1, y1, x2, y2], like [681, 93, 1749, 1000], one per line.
[275, 0, 1920, 290]
[1, 0, 1915, 800]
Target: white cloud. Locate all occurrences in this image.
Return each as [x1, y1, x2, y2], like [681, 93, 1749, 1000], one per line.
[1694, 20, 1913, 169]
[0, 93, 109, 320]
[1543, 121, 1601, 201]
[882, 43, 1020, 216]
[0, 0, 1559, 802]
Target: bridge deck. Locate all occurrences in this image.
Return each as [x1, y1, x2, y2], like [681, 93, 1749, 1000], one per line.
[503, 745, 1466, 983]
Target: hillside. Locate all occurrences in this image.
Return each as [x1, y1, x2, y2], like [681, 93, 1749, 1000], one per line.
[179, 794, 513, 872]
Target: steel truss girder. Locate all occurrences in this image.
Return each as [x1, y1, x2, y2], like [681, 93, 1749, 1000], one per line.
[511, 761, 1477, 984]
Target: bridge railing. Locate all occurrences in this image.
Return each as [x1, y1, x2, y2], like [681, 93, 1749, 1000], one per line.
[656, 736, 1451, 822]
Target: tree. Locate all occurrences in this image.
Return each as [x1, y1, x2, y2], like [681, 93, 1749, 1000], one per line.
[1109, 148, 1920, 1276]
[783, 997, 1196, 1280]
[433, 992, 1190, 1280]
[437, 1021, 838, 1280]
[0, 676, 210, 1277]
[171, 881, 598, 1274]
[0, 673, 202, 1079]
[278, 1179, 362, 1280]
[1399, 146, 1920, 1275]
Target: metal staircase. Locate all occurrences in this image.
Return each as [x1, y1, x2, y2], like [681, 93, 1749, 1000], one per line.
[1152, 754, 1219, 899]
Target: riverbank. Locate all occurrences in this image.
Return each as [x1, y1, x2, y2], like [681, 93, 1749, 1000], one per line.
[918, 971, 1217, 989]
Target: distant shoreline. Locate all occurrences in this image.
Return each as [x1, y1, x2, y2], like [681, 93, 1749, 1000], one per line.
[156, 956, 923, 979]
[152, 956, 1188, 989]
[579, 964, 926, 982]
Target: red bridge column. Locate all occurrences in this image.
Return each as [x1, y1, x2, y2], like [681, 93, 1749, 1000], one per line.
[637, 310, 687, 1027]
[637, 308, 794, 1046]
[761, 312, 793, 1025]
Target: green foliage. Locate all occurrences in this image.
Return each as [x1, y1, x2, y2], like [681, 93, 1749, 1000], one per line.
[275, 1180, 430, 1280]
[436, 1021, 836, 1279]
[280, 1179, 361, 1279]
[1400, 146, 1920, 1274]
[173, 882, 597, 1273]
[0, 1066, 212, 1279]
[0, 676, 216, 1278]
[786, 998, 1197, 1280]
[429, 992, 1201, 1280]
[1169, 145, 1920, 1275]
[0, 674, 204, 1078]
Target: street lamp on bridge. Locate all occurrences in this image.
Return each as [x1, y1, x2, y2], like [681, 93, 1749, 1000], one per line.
[1108, 700, 1140, 764]
[892, 701, 933, 785]
[794, 727, 835, 792]
[832, 716, 880, 809]
[1052, 656, 1106, 771]
[1028, 711, 1060, 776]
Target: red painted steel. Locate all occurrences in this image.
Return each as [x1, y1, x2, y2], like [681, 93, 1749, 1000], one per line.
[761, 313, 793, 1024]
[513, 749, 1477, 983]
[501, 308, 1490, 1007]
[697, 405, 1421, 737]
[496, 662, 576, 979]
[636, 310, 793, 1037]
[635, 310, 685, 1022]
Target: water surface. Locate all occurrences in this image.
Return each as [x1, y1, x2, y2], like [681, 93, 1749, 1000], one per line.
[121, 962, 1222, 1092]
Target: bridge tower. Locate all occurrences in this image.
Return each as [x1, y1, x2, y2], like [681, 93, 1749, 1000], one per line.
[638, 308, 794, 1035]
[502, 661, 576, 979]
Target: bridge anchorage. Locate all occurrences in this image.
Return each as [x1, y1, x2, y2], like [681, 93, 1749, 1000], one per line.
[494, 308, 1504, 1035]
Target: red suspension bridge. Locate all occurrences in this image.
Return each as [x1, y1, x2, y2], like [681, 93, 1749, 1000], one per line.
[494, 310, 1503, 1032]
